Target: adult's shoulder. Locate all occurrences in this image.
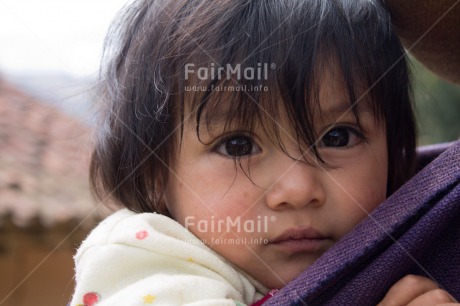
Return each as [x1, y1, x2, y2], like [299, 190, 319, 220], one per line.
[385, 0, 460, 85]
[386, 0, 460, 85]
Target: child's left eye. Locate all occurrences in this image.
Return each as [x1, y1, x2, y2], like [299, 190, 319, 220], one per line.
[214, 135, 261, 158]
[318, 126, 363, 148]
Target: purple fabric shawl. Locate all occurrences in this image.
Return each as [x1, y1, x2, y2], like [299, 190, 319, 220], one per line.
[266, 141, 460, 306]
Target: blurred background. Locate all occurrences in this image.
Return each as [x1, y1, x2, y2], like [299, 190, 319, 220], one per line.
[0, 1, 125, 305]
[411, 60, 460, 145]
[0, 1, 459, 305]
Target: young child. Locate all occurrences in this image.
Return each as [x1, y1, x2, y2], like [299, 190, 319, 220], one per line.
[70, 0, 458, 305]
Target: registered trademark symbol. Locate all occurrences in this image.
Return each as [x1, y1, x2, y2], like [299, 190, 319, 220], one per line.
[270, 63, 276, 69]
[270, 216, 276, 222]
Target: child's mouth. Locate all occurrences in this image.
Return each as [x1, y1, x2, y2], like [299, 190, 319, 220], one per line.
[269, 227, 330, 253]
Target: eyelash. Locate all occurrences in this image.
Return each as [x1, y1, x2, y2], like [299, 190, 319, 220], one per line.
[212, 133, 261, 158]
[212, 125, 364, 159]
[317, 125, 365, 149]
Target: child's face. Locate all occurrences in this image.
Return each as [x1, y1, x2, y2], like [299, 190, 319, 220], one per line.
[164, 68, 388, 289]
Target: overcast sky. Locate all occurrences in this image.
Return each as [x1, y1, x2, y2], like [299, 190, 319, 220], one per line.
[0, 0, 127, 77]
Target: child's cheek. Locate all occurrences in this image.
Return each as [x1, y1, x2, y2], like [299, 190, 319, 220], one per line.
[329, 147, 388, 237]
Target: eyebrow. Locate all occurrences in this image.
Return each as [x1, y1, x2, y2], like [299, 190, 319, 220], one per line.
[192, 110, 229, 135]
[321, 100, 373, 116]
[198, 99, 374, 131]
[198, 107, 235, 127]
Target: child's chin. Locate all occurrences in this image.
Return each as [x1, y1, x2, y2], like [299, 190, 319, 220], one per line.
[262, 267, 311, 289]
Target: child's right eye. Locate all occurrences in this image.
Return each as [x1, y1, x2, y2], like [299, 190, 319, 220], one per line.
[214, 134, 261, 158]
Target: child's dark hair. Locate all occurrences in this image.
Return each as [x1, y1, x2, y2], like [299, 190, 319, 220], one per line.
[90, 0, 416, 213]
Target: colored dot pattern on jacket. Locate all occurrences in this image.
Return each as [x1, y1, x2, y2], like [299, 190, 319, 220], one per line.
[77, 292, 100, 306]
[143, 294, 156, 304]
[136, 230, 149, 240]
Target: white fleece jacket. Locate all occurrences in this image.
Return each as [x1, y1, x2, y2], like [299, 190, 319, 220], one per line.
[70, 209, 268, 306]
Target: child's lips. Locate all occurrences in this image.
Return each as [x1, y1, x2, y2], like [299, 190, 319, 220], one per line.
[269, 227, 330, 254]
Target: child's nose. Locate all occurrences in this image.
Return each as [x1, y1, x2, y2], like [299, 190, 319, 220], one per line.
[264, 155, 326, 211]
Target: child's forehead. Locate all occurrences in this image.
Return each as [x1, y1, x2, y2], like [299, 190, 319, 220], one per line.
[182, 60, 372, 117]
[182, 88, 372, 136]
[176, 32, 380, 135]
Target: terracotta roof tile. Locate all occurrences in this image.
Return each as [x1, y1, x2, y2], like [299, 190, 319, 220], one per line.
[0, 79, 100, 227]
